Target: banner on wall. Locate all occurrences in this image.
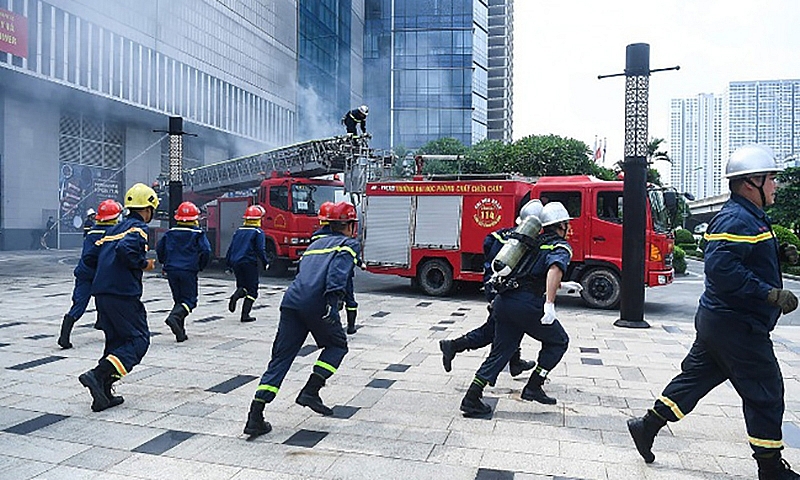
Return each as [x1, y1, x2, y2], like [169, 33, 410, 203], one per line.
[0, 8, 27, 58]
[59, 163, 122, 232]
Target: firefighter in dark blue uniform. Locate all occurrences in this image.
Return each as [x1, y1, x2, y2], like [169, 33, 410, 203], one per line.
[628, 144, 800, 479]
[83, 208, 96, 237]
[460, 201, 572, 417]
[439, 200, 543, 374]
[58, 199, 123, 349]
[310, 201, 363, 334]
[156, 201, 212, 342]
[342, 105, 368, 135]
[78, 183, 158, 412]
[226, 205, 270, 323]
[244, 201, 361, 437]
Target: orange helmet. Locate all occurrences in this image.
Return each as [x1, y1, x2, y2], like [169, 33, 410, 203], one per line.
[318, 201, 335, 221]
[243, 204, 266, 220]
[95, 199, 123, 222]
[174, 201, 200, 222]
[327, 202, 357, 222]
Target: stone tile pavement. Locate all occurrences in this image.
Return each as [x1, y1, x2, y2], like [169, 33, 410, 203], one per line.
[1, 252, 799, 479]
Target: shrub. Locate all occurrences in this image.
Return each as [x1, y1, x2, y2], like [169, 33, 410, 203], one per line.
[673, 245, 687, 274]
[773, 225, 800, 248]
[675, 228, 695, 246]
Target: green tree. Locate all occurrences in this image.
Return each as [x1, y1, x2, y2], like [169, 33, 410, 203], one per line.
[768, 167, 800, 234]
[481, 134, 614, 178]
[416, 138, 471, 174]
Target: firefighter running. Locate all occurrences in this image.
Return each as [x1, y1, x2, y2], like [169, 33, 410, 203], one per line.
[439, 200, 543, 374]
[244, 201, 361, 438]
[58, 199, 123, 349]
[156, 201, 212, 342]
[78, 183, 158, 412]
[460, 201, 572, 417]
[627, 144, 800, 480]
[226, 205, 270, 323]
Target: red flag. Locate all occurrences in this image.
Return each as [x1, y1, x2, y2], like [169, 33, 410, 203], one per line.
[594, 146, 602, 160]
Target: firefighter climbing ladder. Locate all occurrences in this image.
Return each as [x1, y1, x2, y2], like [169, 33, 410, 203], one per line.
[181, 135, 393, 198]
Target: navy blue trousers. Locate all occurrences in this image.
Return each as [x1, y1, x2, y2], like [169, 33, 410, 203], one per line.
[475, 292, 569, 385]
[94, 294, 150, 376]
[233, 262, 259, 299]
[166, 270, 199, 311]
[653, 306, 785, 456]
[255, 307, 348, 402]
[67, 276, 92, 320]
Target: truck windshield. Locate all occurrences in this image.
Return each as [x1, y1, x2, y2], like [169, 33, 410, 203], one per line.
[291, 184, 343, 215]
[648, 189, 670, 234]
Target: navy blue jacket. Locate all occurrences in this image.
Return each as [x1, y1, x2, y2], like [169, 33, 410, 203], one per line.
[502, 232, 572, 307]
[698, 193, 782, 331]
[225, 226, 269, 268]
[156, 225, 212, 273]
[90, 212, 150, 297]
[281, 232, 361, 316]
[74, 224, 114, 281]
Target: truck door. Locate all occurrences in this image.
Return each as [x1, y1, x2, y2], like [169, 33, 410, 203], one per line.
[265, 184, 289, 231]
[363, 195, 413, 267]
[538, 190, 583, 262]
[591, 190, 624, 265]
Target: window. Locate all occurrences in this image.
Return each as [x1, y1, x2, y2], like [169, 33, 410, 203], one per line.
[269, 186, 289, 211]
[597, 191, 623, 223]
[540, 191, 582, 218]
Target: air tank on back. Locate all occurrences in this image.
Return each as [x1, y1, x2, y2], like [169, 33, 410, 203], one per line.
[491, 214, 542, 278]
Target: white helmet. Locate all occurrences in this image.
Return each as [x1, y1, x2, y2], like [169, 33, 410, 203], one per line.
[540, 201, 571, 227]
[724, 144, 783, 179]
[516, 199, 543, 225]
[358, 105, 369, 115]
[86, 208, 96, 216]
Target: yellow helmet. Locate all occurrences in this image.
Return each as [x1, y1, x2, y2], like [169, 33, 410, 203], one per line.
[124, 183, 159, 209]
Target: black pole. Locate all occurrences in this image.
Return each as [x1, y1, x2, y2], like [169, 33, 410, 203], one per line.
[168, 116, 183, 228]
[615, 43, 650, 328]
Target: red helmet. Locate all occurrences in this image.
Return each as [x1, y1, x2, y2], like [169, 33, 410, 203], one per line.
[318, 201, 335, 221]
[243, 204, 266, 220]
[327, 202, 357, 222]
[95, 199, 123, 222]
[174, 201, 200, 222]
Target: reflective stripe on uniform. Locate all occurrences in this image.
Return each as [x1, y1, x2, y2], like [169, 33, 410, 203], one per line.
[491, 232, 509, 244]
[315, 360, 337, 374]
[86, 229, 106, 235]
[256, 384, 279, 394]
[302, 245, 359, 264]
[749, 436, 784, 449]
[656, 395, 685, 420]
[95, 227, 148, 246]
[170, 227, 202, 233]
[106, 354, 128, 377]
[540, 243, 573, 258]
[703, 231, 774, 244]
[345, 306, 357, 311]
[348, 112, 364, 123]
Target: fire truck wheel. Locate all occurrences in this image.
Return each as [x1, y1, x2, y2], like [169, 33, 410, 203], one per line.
[417, 259, 454, 296]
[579, 267, 621, 309]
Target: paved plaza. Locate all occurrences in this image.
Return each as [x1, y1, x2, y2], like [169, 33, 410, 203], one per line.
[1, 251, 799, 479]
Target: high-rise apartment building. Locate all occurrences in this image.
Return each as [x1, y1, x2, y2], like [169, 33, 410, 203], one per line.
[486, 0, 512, 143]
[670, 94, 724, 200]
[364, 0, 492, 150]
[723, 79, 800, 164]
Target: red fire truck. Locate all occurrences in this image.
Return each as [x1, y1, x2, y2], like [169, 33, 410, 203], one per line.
[362, 175, 675, 309]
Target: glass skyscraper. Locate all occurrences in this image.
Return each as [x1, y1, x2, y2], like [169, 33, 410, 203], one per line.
[486, 0, 513, 142]
[364, 0, 490, 150]
[670, 94, 724, 200]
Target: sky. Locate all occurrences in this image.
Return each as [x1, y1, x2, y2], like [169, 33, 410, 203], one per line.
[512, 0, 800, 180]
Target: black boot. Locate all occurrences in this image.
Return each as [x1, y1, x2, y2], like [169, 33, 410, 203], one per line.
[460, 381, 492, 417]
[521, 373, 557, 405]
[103, 375, 125, 408]
[346, 309, 357, 334]
[627, 410, 667, 464]
[243, 400, 272, 437]
[508, 349, 536, 377]
[165, 305, 188, 342]
[58, 314, 77, 349]
[296, 373, 333, 416]
[228, 287, 245, 313]
[240, 297, 257, 323]
[439, 336, 470, 373]
[78, 360, 120, 412]
[756, 453, 800, 480]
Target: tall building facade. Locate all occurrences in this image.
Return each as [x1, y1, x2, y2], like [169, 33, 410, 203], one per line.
[723, 79, 800, 164]
[669, 94, 724, 200]
[486, 0, 512, 142]
[364, 0, 491, 150]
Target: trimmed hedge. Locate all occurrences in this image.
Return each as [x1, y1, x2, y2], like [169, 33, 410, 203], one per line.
[773, 225, 800, 248]
[673, 245, 687, 274]
[674, 228, 695, 246]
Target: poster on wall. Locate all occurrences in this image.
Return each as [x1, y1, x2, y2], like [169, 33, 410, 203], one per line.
[59, 163, 122, 232]
[0, 8, 28, 58]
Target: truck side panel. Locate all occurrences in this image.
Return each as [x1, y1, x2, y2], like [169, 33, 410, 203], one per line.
[219, 199, 250, 259]
[414, 196, 462, 249]
[363, 195, 413, 267]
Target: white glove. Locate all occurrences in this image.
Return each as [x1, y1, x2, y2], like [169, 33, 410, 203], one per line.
[560, 281, 583, 294]
[542, 302, 557, 325]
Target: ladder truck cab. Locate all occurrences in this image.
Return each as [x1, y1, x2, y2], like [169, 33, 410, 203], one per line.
[362, 174, 674, 309]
